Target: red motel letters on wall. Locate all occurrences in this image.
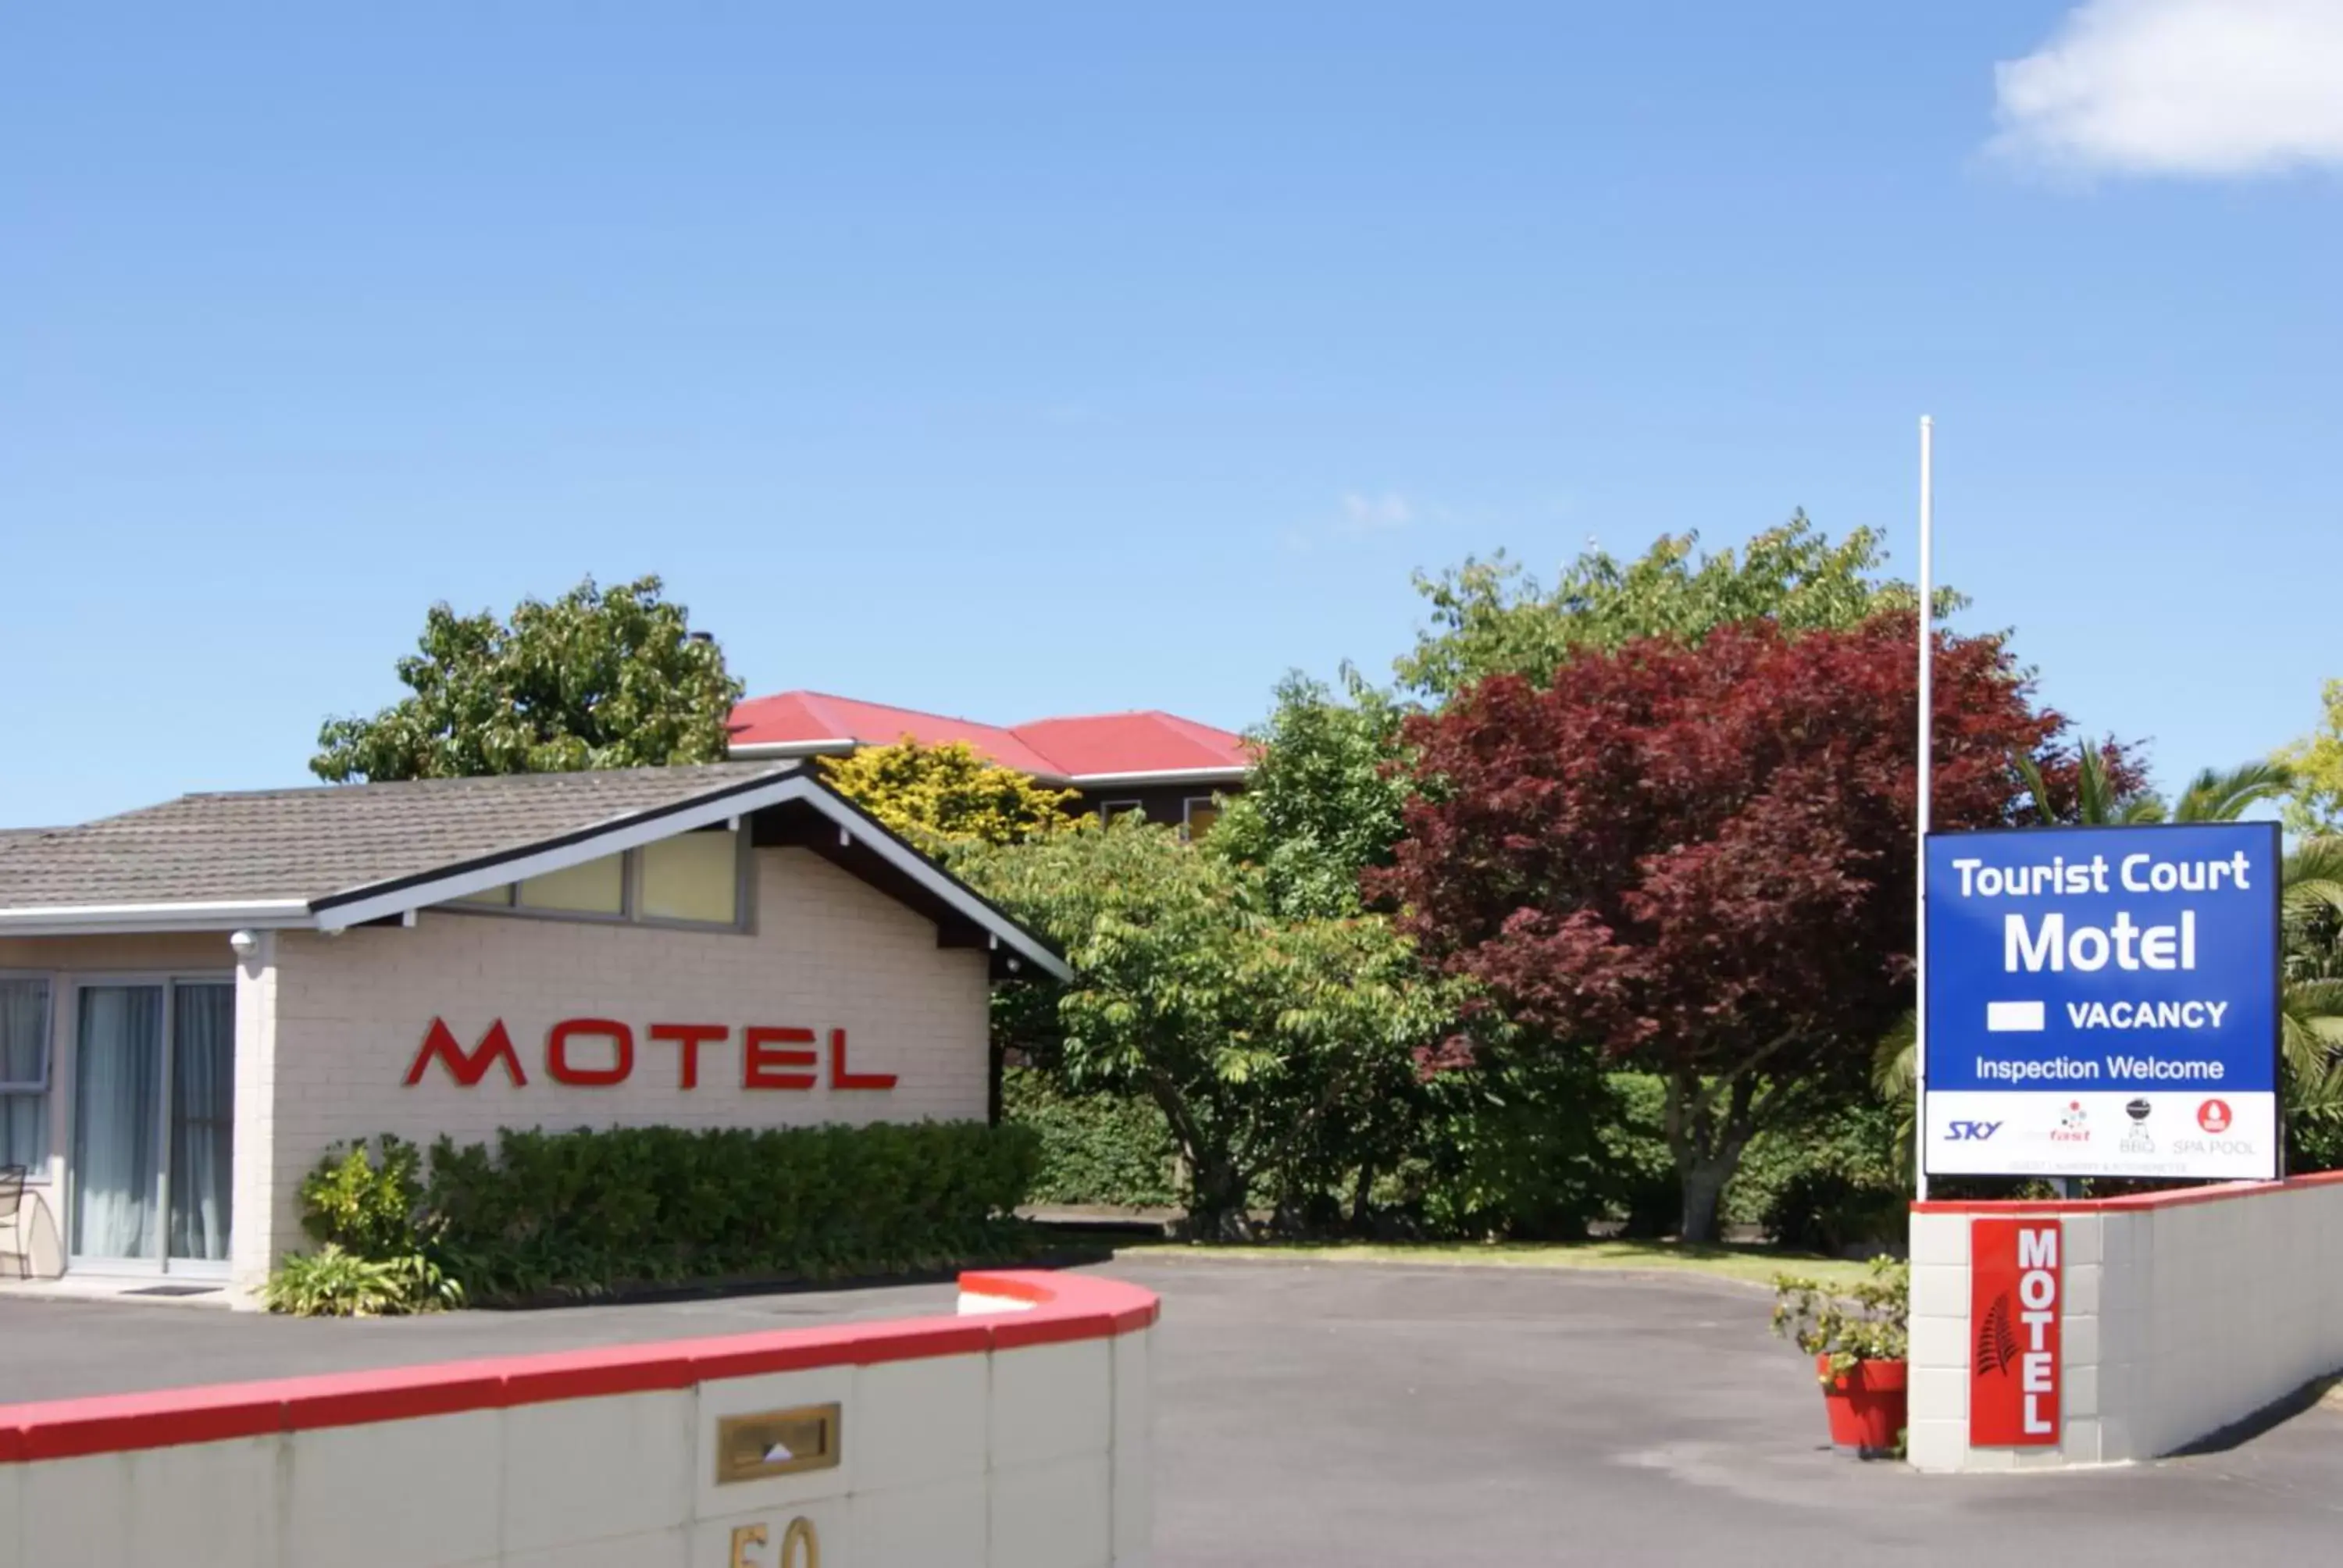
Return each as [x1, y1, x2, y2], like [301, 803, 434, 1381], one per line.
[403, 1017, 898, 1093]
[1969, 1217, 2063, 1448]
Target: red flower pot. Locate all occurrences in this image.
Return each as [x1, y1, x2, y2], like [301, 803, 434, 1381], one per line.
[1816, 1355, 1906, 1454]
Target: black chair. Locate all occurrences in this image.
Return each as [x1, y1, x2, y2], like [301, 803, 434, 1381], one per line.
[0, 1165, 28, 1278]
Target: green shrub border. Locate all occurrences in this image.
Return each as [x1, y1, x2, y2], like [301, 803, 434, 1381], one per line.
[291, 1119, 1043, 1308]
[1003, 1067, 1179, 1210]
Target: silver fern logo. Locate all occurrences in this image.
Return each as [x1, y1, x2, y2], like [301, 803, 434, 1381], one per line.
[1975, 1290, 2020, 1378]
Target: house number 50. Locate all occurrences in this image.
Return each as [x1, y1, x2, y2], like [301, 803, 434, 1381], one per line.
[729, 1517, 818, 1568]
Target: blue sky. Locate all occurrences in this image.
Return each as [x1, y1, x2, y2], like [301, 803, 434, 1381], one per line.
[5, 2, 2340, 825]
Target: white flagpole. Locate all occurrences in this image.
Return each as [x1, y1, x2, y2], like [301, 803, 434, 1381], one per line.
[1914, 415, 1935, 1202]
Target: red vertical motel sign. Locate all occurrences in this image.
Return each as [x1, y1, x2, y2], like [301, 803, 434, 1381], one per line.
[1969, 1217, 2063, 1447]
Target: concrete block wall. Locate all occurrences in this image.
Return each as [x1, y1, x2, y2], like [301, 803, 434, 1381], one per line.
[1908, 1172, 2343, 1471]
[241, 846, 993, 1290]
[0, 1270, 1156, 1568]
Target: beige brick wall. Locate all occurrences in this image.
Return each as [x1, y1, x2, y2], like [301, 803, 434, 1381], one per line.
[238, 847, 991, 1291]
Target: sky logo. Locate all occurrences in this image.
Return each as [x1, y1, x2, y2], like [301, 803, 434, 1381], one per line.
[1945, 1121, 2002, 1142]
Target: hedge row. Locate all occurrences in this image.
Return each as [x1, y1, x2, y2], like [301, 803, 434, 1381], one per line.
[1002, 1066, 1180, 1209]
[301, 1121, 1040, 1303]
[995, 1064, 1911, 1248]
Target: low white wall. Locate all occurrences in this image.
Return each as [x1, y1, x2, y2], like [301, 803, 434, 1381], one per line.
[1909, 1173, 2343, 1471]
[0, 1270, 1154, 1568]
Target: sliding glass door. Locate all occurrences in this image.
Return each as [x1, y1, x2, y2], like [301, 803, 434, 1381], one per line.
[169, 984, 235, 1263]
[70, 978, 234, 1272]
[72, 985, 162, 1260]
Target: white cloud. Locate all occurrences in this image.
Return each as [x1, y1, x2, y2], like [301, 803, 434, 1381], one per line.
[1284, 490, 1431, 554]
[1992, 0, 2343, 177]
[1337, 491, 1416, 533]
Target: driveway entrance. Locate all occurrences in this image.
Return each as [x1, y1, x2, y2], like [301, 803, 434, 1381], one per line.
[1118, 1256, 2343, 1566]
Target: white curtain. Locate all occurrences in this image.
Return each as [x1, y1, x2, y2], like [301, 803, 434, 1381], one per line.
[0, 979, 48, 1168]
[73, 986, 162, 1260]
[169, 983, 235, 1262]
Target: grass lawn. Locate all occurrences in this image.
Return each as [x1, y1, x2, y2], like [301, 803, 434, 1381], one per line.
[1115, 1237, 1881, 1288]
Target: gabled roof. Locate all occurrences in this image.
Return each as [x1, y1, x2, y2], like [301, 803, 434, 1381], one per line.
[1007, 711, 1250, 780]
[0, 764, 783, 912]
[728, 693, 1065, 775]
[0, 764, 1069, 980]
[728, 690, 1250, 784]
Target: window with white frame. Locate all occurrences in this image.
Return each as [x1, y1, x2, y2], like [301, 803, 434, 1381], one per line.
[0, 976, 52, 1169]
[445, 826, 747, 929]
[1182, 796, 1221, 841]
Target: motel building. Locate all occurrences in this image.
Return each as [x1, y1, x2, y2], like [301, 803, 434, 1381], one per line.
[0, 761, 1068, 1299]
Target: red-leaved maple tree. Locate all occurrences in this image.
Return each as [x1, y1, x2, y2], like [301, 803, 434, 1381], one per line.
[1372, 614, 2120, 1241]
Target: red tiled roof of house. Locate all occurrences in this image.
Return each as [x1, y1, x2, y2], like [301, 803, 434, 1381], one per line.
[1006, 711, 1248, 778]
[729, 691, 1250, 782]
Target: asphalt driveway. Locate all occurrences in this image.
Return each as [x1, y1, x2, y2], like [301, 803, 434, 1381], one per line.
[7, 1258, 2342, 1564]
[1117, 1256, 2343, 1567]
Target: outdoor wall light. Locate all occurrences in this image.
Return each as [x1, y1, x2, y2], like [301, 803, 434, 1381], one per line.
[228, 929, 258, 957]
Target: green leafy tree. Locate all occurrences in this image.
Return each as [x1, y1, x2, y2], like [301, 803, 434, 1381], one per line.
[958, 820, 1455, 1238]
[1396, 512, 1949, 700]
[313, 576, 741, 782]
[822, 739, 1077, 850]
[1223, 521, 1924, 907]
[2278, 679, 2343, 836]
[1209, 667, 1407, 918]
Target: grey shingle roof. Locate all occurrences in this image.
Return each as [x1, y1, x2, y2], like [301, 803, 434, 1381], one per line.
[0, 762, 797, 911]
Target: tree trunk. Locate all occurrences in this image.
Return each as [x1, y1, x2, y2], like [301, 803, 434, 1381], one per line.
[1664, 1068, 1757, 1245]
[1141, 1074, 1239, 1238]
[1677, 1158, 1732, 1245]
[1350, 1159, 1375, 1235]
[1186, 1159, 1253, 1241]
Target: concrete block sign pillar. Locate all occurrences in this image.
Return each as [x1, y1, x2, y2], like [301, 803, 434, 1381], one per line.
[1909, 1174, 2343, 1472]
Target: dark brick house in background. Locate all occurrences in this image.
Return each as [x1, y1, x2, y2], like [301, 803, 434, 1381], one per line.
[728, 690, 1250, 836]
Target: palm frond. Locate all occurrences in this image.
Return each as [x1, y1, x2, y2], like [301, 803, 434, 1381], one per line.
[2283, 837, 2343, 928]
[2010, 751, 2054, 825]
[2283, 978, 2343, 1024]
[2289, 1064, 2343, 1124]
[2013, 743, 2166, 825]
[1871, 1013, 1919, 1181]
[2281, 978, 2343, 1090]
[1872, 1012, 1917, 1100]
[2087, 741, 2170, 823]
[2076, 745, 2113, 822]
[2171, 760, 2296, 823]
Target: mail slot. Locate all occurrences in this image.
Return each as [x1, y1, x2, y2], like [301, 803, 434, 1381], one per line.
[715, 1403, 843, 1484]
